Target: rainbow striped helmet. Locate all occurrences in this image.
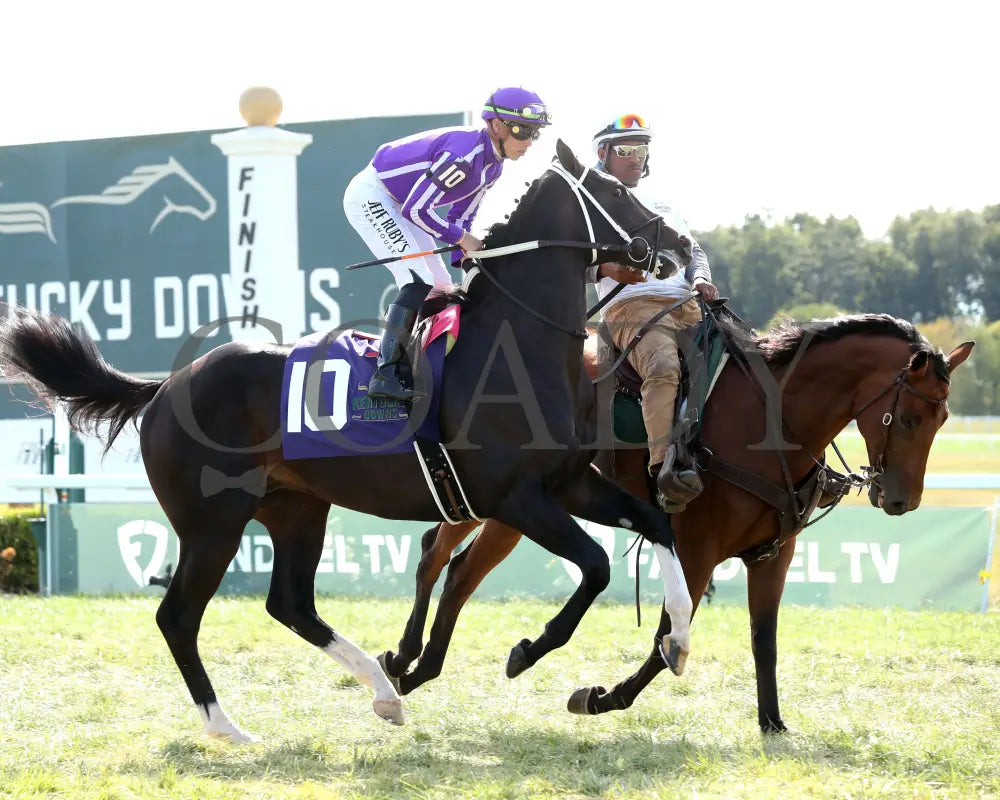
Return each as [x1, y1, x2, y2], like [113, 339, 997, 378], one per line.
[592, 113, 653, 152]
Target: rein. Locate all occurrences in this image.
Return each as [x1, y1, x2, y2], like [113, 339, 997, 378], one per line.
[469, 161, 667, 339]
[589, 292, 698, 384]
[702, 307, 865, 522]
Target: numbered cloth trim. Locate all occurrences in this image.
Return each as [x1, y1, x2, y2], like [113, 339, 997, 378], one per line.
[279, 329, 447, 460]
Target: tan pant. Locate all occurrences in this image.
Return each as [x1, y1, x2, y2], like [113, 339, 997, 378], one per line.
[604, 296, 702, 465]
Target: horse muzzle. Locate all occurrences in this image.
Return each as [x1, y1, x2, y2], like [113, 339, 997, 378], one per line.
[870, 478, 918, 516]
[868, 480, 883, 509]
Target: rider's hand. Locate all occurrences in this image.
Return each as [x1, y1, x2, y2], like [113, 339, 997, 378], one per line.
[459, 232, 483, 255]
[694, 280, 719, 302]
[598, 263, 647, 285]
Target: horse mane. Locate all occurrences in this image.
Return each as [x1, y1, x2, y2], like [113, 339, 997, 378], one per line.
[420, 175, 550, 315]
[755, 313, 951, 382]
[482, 175, 547, 250]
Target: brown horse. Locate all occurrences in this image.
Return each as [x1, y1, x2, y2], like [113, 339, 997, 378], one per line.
[378, 312, 974, 733]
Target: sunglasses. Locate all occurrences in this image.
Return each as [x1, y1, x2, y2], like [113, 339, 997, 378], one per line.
[611, 144, 649, 159]
[503, 121, 542, 141]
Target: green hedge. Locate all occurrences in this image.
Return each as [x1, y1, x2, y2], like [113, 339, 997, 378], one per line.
[0, 513, 41, 593]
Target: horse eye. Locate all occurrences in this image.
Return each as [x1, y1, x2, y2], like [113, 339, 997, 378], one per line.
[900, 415, 918, 430]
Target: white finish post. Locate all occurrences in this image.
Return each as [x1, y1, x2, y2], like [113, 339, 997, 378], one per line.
[211, 87, 312, 344]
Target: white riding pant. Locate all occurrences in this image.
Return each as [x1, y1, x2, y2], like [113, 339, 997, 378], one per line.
[343, 164, 454, 290]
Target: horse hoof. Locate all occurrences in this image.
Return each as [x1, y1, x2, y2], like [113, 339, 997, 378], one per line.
[505, 639, 532, 679]
[658, 639, 688, 676]
[760, 717, 788, 735]
[376, 652, 403, 695]
[379, 650, 398, 675]
[207, 727, 261, 745]
[567, 687, 597, 715]
[373, 698, 405, 726]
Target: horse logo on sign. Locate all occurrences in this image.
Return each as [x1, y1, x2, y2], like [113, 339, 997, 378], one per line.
[0, 157, 216, 244]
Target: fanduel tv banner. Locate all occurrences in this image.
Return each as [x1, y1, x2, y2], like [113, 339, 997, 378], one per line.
[42, 504, 991, 611]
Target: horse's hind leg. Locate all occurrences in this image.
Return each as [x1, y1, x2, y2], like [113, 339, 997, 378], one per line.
[398, 519, 522, 695]
[381, 519, 482, 680]
[256, 492, 404, 726]
[155, 512, 256, 743]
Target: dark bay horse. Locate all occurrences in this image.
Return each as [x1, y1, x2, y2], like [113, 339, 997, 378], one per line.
[378, 313, 974, 732]
[0, 140, 696, 744]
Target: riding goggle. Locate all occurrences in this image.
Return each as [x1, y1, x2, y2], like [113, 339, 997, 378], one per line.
[504, 121, 542, 141]
[611, 144, 649, 159]
[484, 101, 551, 124]
[612, 113, 648, 130]
[517, 103, 550, 122]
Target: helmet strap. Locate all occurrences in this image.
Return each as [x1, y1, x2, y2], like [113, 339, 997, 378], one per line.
[489, 119, 509, 160]
[485, 94, 509, 160]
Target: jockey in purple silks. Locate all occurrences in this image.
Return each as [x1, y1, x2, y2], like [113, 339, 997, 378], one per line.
[344, 86, 551, 401]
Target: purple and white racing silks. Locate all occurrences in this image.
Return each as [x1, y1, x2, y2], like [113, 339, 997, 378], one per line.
[371, 126, 504, 245]
[344, 125, 506, 289]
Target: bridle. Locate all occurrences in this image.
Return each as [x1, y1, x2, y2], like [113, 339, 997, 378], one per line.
[852, 365, 949, 485]
[468, 161, 680, 339]
[545, 161, 663, 272]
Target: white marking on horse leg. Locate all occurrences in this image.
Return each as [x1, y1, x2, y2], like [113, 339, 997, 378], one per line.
[198, 701, 260, 744]
[321, 633, 405, 725]
[653, 543, 693, 675]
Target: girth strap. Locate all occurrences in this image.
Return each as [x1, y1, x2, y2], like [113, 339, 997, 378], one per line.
[696, 448, 794, 514]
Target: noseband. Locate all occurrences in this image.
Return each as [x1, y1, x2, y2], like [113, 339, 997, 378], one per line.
[853, 366, 948, 483]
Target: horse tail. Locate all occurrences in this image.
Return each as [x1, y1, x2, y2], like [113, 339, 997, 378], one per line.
[0, 307, 163, 453]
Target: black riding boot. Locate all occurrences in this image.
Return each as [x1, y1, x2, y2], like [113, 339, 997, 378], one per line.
[369, 280, 431, 402]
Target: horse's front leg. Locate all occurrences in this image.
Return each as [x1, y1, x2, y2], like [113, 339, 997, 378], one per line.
[566, 537, 718, 717]
[380, 521, 482, 682]
[747, 536, 797, 734]
[557, 465, 694, 676]
[399, 519, 522, 694]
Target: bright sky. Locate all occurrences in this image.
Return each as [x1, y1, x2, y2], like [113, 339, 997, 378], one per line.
[3, 0, 997, 239]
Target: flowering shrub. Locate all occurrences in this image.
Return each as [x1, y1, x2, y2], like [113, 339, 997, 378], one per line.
[0, 514, 40, 593]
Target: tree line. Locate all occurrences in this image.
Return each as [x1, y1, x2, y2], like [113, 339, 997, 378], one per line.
[695, 205, 1000, 415]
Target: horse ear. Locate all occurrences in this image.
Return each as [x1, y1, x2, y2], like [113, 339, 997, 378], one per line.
[908, 349, 930, 377]
[945, 341, 975, 373]
[555, 139, 583, 178]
